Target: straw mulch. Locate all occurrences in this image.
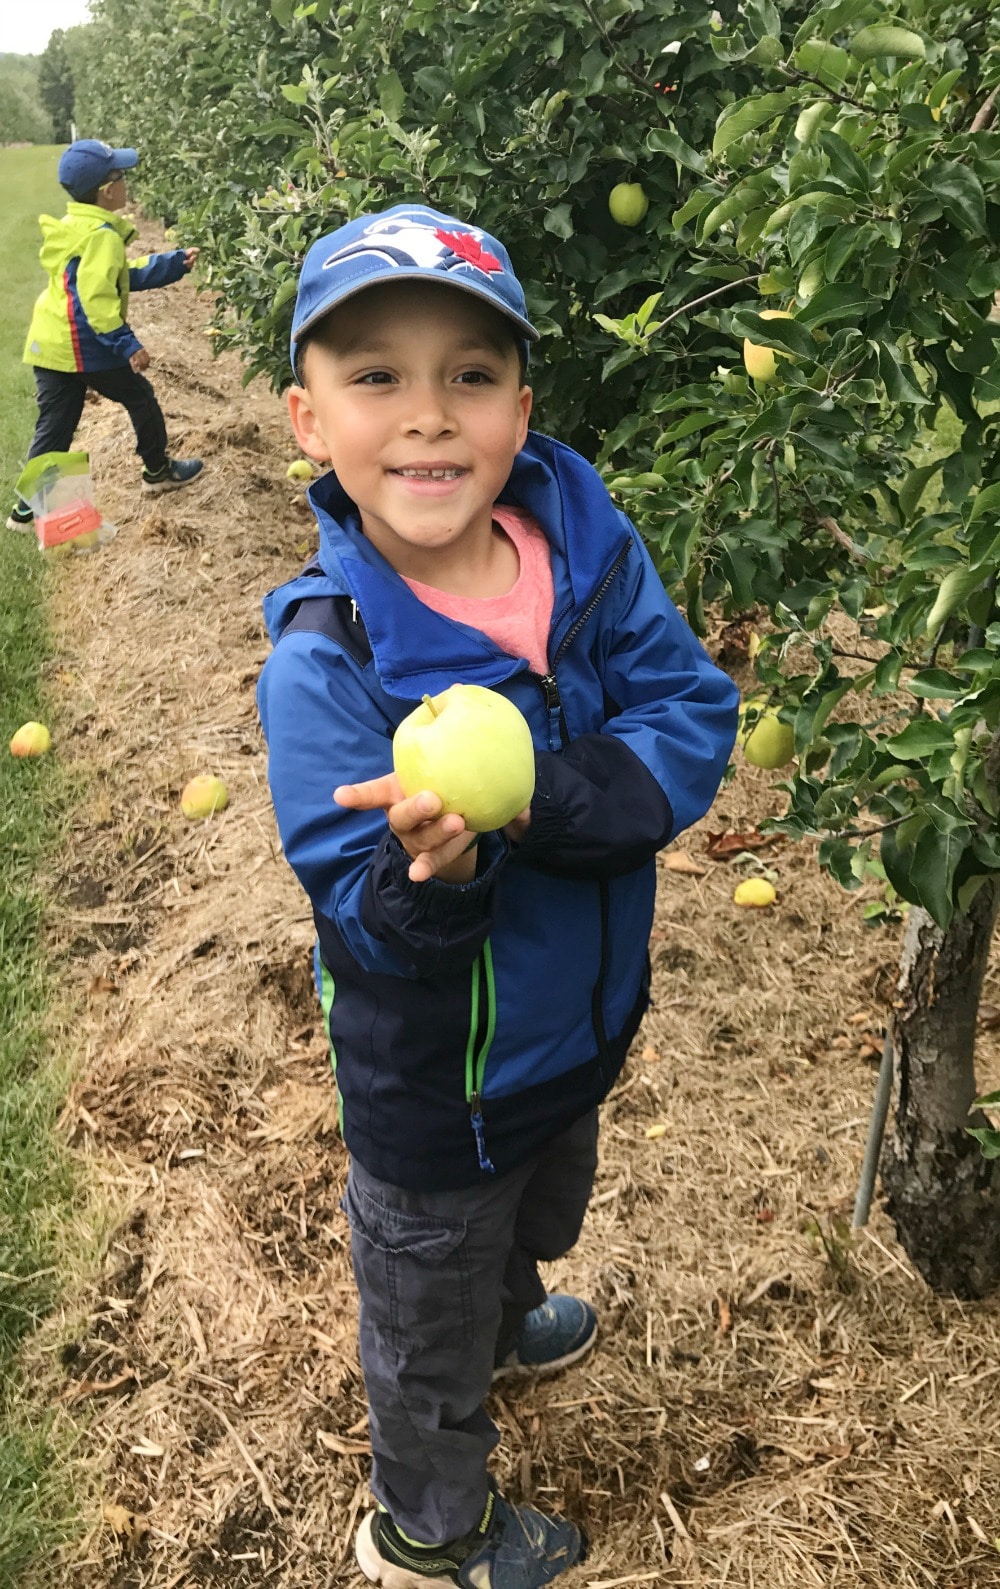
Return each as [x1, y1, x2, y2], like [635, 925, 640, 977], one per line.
[20, 216, 1000, 1589]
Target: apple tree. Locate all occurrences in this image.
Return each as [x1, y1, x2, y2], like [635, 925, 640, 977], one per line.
[594, 0, 1000, 1297]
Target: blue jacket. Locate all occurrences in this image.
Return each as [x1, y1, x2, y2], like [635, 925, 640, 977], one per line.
[258, 432, 738, 1191]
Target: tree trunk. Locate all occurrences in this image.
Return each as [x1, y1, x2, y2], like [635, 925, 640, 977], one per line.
[881, 881, 1000, 1298]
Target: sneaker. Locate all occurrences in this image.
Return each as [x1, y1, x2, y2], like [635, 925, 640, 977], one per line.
[355, 1482, 587, 1588]
[141, 458, 204, 494]
[492, 1295, 597, 1382]
[6, 506, 34, 533]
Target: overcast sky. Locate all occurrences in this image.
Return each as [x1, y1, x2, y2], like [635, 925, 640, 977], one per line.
[2, 0, 94, 57]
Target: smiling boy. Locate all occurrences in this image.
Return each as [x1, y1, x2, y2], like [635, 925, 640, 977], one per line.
[257, 205, 738, 1588]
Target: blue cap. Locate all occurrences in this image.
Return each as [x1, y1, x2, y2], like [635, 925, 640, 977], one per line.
[58, 139, 139, 200]
[290, 204, 538, 376]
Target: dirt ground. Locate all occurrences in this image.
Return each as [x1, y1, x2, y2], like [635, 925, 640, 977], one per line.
[22, 215, 1000, 1589]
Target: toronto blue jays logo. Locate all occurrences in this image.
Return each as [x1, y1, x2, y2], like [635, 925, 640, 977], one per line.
[322, 210, 503, 277]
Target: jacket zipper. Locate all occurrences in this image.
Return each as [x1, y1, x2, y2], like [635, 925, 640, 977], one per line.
[532, 537, 632, 745]
[465, 941, 497, 1173]
[531, 537, 631, 1060]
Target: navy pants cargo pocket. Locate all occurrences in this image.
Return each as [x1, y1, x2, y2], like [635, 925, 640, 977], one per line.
[342, 1179, 473, 1354]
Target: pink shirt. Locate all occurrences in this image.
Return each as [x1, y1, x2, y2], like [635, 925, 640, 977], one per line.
[402, 506, 554, 675]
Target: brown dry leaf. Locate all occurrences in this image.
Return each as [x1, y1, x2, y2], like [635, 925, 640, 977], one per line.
[102, 1502, 149, 1549]
[716, 1293, 733, 1335]
[87, 973, 117, 998]
[704, 828, 780, 860]
[664, 851, 708, 877]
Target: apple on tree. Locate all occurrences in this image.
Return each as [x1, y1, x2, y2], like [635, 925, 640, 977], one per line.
[608, 182, 649, 227]
[392, 683, 535, 832]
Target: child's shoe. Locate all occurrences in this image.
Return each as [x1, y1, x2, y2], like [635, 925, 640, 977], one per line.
[355, 1482, 587, 1588]
[141, 458, 204, 494]
[6, 504, 35, 533]
[493, 1295, 597, 1381]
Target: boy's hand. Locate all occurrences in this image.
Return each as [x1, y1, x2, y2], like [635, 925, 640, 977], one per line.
[130, 348, 151, 373]
[182, 248, 200, 272]
[334, 774, 478, 884]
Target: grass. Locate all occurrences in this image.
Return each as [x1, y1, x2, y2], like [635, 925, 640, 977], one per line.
[0, 143, 84, 1580]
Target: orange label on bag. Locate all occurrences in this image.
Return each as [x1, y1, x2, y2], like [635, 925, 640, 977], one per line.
[36, 502, 102, 548]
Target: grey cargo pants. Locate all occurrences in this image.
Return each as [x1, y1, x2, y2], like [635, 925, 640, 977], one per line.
[341, 1107, 599, 1543]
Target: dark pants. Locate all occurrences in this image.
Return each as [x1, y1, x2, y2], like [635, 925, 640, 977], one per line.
[342, 1108, 599, 1544]
[21, 365, 169, 499]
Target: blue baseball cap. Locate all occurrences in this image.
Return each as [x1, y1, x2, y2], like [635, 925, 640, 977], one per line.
[59, 139, 139, 199]
[290, 204, 538, 377]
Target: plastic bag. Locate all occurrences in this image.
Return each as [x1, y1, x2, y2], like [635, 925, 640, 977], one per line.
[15, 451, 117, 556]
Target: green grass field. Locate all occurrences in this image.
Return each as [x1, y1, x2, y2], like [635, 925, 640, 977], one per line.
[0, 143, 82, 1581]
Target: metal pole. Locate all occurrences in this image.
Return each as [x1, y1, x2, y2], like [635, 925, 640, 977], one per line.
[852, 1032, 894, 1229]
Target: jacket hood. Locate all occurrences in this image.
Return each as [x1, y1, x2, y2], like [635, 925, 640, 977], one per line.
[263, 430, 632, 699]
[38, 204, 136, 272]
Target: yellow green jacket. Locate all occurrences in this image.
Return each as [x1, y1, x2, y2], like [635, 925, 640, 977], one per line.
[23, 203, 187, 373]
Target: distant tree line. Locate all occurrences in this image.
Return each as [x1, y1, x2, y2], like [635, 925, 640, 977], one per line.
[0, 28, 78, 146]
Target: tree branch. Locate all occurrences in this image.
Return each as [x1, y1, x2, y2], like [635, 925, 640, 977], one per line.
[658, 274, 762, 329]
[971, 87, 998, 134]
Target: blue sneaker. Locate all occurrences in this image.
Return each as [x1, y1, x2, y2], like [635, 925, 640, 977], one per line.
[355, 1482, 587, 1587]
[142, 458, 204, 494]
[493, 1294, 598, 1381]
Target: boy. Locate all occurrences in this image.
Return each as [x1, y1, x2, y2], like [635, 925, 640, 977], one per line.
[257, 205, 738, 1588]
[8, 139, 203, 532]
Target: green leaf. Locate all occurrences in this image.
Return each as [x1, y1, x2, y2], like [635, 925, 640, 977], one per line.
[967, 1126, 1000, 1159]
[731, 311, 818, 361]
[543, 203, 573, 239]
[925, 566, 983, 636]
[849, 24, 926, 61]
[712, 91, 800, 159]
[378, 69, 406, 121]
[884, 719, 955, 759]
[974, 1090, 1000, 1109]
[967, 482, 1000, 529]
[897, 458, 945, 520]
[792, 41, 850, 86]
[926, 163, 987, 237]
[646, 128, 707, 174]
[908, 669, 967, 699]
[909, 822, 967, 929]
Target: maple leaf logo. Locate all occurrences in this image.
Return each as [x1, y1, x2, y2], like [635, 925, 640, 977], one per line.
[434, 228, 503, 273]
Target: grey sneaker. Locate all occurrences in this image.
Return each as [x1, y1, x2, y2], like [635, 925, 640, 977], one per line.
[6, 506, 35, 533]
[355, 1483, 587, 1588]
[141, 458, 204, 494]
[493, 1295, 598, 1381]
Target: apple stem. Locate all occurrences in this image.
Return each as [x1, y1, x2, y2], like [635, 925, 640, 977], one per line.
[421, 693, 439, 718]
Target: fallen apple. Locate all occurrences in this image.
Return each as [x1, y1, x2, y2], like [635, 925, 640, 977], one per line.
[393, 683, 535, 832]
[180, 773, 229, 819]
[608, 182, 649, 227]
[286, 460, 315, 483]
[10, 721, 51, 758]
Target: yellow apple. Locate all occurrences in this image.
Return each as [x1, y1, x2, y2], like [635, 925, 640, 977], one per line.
[743, 309, 794, 383]
[734, 878, 777, 908]
[286, 460, 315, 482]
[608, 182, 649, 226]
[10, 721, 51, 758]
[392, 684, 535, 832]
[180, 774, 229, 818]
[744, 715, 795, 769]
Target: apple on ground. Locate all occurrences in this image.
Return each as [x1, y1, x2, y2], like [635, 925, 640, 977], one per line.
[286, 460, 315, 483]
[393, 683, 535, 832]
[180, 773, 229, 818]
[10, 721, 51, 758]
